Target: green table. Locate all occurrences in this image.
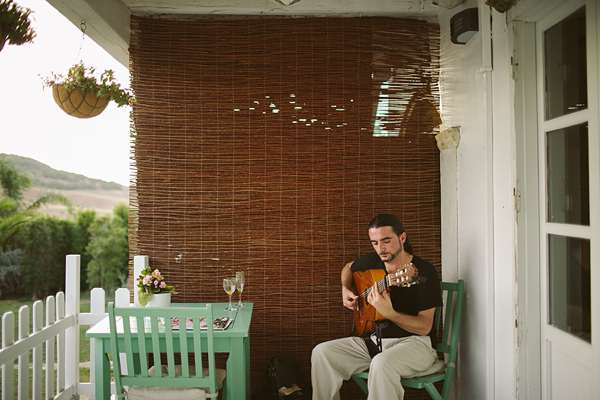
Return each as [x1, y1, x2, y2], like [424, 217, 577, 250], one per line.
[86, 302, 253, 400]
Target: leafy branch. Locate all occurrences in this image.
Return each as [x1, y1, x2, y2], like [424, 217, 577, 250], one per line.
[42, 61, 136, 107]
[0, 0, 36, 52]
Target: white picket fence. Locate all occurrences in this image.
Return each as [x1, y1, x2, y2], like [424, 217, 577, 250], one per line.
[0, 254, 148, 400]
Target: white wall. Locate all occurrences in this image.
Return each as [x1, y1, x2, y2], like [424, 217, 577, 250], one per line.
[438, 0, 518, 398]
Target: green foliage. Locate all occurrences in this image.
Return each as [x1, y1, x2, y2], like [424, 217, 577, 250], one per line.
[73, 210, 96, 291]
[43, 61, 135, 107]
[0, 157, 31, 203]
[0, 0, 36, 52]
[0, 157, 73, 250]
[0, 247, 21, 265]
[20, 217, 75, 299]
[0, 193, 72, 249]
[86, 203, 129, 292]
[0, 248, 23, 298]
[0, 160, 130, 297]
[113, 202, 129, 223]
[0, 197, 34, 247]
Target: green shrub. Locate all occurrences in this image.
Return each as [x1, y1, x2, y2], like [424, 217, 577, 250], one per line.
[86, 204, 128, 292]
[0, 248, 24, 297]
[21, 217, 75, 299]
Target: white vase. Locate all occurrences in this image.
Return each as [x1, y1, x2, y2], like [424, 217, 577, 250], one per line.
[145, 292, 171, 307]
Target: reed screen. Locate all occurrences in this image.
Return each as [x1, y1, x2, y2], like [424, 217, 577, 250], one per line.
[129, 16, 441, 398]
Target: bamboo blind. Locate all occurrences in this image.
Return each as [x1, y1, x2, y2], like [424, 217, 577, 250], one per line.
[129, 16, 441, 398]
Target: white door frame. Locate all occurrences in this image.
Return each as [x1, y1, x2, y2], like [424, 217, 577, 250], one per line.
[513, 0, 600, 398]
[513, 15, 542, 400]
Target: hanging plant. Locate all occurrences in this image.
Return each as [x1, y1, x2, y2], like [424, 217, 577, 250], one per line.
[0, 0, 36, 52]
[42, 61, 135, 119]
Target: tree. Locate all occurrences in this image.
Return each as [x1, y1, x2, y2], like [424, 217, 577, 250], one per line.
[0, 157, 31, 202]
[86, 202, 129, 291]
[0, 158, 71, 249]
[0, 0, 36, 52]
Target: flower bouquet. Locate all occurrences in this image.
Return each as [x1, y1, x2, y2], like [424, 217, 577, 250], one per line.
[136, 266, 177, 307]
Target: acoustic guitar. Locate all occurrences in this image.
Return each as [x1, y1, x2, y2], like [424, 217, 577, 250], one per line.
[353, 263, 422, 335]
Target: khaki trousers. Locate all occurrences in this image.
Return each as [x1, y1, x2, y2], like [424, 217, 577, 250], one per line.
[311, 335, 438, 400]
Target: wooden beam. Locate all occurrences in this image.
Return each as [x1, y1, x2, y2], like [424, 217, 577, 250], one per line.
[46, 0, 130, 67]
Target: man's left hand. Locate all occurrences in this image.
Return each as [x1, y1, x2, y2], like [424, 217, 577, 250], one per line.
[367, 283, 395, 318]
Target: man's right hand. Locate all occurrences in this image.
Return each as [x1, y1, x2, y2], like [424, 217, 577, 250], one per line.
[342, 287, 357, 310]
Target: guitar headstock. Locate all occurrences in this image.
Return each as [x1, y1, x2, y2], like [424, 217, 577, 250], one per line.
[388, 263, 423, 287]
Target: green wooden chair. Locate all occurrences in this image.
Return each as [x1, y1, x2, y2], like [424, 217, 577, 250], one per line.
[108, 303, 226, 399]
[351, 279, 465, 400]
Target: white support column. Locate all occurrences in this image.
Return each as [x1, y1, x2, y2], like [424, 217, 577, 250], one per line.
[437, 126, 462, 400]
[436, 126, 461, 285]
[133, 256, 149, 306]
[64, 254, 80, 393]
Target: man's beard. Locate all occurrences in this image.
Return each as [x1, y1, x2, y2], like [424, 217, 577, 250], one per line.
[378, 247, 402, 262]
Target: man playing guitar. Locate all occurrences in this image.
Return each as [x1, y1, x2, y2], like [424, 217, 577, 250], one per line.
[311, 214, 442, 400]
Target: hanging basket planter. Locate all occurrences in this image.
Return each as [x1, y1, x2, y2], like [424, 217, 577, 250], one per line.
[43, 61, 135, 119]
[52, 84, 110, 119]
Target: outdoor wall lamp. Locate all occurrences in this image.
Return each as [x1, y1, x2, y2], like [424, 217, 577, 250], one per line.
[450, 8, 479, 44]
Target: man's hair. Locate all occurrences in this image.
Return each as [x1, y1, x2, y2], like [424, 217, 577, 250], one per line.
[368, 213, 414, 254]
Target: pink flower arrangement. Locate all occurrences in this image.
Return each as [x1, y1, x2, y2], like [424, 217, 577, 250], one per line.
[136, 266, 177, 306]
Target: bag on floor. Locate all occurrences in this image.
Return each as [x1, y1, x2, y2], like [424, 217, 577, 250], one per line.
[253, 353, 309, 400]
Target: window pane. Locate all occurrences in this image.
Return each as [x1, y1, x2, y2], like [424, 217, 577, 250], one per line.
[546, 123, 589, 225]
[548, 235, 591, 343]
[544, 7, 587, 120]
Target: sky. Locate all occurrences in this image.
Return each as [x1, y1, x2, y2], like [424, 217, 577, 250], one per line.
[0, 0, 131, 187]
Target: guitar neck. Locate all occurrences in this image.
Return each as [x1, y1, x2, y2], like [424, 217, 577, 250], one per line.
[365, 276, 391, 297]
[357, 263, 421, 299]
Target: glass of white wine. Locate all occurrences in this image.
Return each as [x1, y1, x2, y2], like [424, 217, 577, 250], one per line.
[223, 277, 237, 311]
[236, 271, 245, 307]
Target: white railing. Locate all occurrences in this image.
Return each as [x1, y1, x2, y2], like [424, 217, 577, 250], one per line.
[0, 254, 148, 400]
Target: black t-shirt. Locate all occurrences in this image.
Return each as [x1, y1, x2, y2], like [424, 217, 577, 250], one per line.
[351, 252, 442, 349]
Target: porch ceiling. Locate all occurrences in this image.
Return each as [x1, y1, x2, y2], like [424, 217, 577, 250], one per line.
[121, 0, 440, 16]
[46, 0, 451, 66]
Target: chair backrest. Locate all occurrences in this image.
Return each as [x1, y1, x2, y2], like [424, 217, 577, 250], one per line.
[435, 280, 465, 398]
[108, 302, 219, 395]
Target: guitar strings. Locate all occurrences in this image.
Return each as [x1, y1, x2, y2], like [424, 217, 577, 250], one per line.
[358, 278, 387, 301]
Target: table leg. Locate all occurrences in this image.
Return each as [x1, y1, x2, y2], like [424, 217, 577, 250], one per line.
[244, 336, 251, 399]
[226, 337, 248, 400]
[94, 338, 111, 400]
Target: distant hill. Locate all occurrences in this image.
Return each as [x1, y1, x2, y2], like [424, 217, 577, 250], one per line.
[0, 154, 129, 218]
[0, 154, 123, 190]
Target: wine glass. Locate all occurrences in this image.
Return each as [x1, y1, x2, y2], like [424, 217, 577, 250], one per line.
[236, 271, 245, 307]
[223, 277, 237, 311]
